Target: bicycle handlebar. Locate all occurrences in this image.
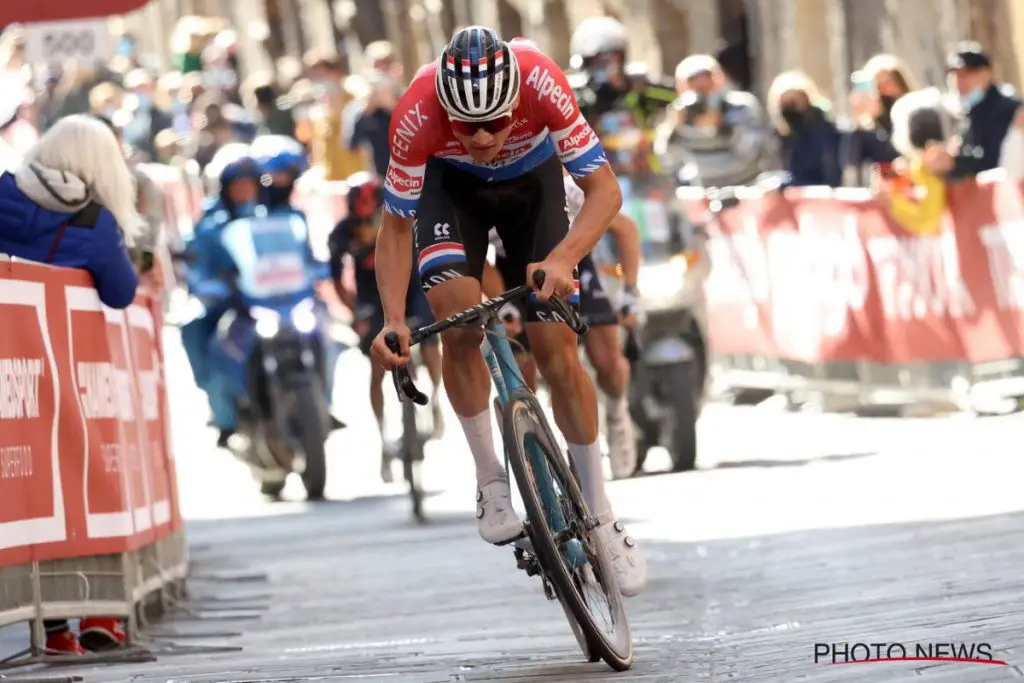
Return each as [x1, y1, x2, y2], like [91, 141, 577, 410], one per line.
[385, 269, 588, 404]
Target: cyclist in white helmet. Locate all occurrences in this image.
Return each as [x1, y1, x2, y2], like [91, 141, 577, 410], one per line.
[370, 26, 648, 597]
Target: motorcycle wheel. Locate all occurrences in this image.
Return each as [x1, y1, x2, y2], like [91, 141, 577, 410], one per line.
[665, 361, 698, 472]
[295, 385, 329, 500]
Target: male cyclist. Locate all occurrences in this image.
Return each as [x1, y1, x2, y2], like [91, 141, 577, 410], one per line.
[329, 172, 444, 483]
[484, 166, 644, 478]
[370, 27, 647, 596]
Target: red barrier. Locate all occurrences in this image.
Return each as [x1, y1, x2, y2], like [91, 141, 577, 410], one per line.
[679, 178, 1024, 365]
[0, 259, 181, 569]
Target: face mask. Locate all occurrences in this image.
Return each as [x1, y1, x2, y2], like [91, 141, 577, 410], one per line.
[781, 106, 807, 130]
[135, 93, 151, 111]
[591, 67, 611, 86]
[879, 94, 896, 111]
[265, 184, 293, 208]
[706, 92, 723, 109]
[233, 200, 258, 218]
[961, 87, 985, 109]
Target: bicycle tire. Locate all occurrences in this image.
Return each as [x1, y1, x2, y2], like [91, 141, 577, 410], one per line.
[503, 394, 633, 670]
[401, 374, 426, 523]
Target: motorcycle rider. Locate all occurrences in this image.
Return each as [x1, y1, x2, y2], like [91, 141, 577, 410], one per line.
[567, 17, 676, 178]
[180, 144, 264, 447]
[251, 134, 344, 428]
[328, 172, 444, 483]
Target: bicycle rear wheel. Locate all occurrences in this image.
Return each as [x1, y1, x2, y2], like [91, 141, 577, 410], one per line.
[503, 394, 633, 670]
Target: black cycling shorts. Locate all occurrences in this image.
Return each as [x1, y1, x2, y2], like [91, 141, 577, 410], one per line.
[413, 154, 578, 323]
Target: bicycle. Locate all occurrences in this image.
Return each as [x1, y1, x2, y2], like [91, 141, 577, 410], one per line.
[385, 271, 633, 671]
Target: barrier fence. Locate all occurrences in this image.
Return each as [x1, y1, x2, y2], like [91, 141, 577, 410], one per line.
[0, 257, 187, 660]
[678, 174, 1024, 412]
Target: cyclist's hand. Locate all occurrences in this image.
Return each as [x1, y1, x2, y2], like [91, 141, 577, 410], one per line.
[498, 302, 523, 337]
[527, 256, 576, 302]
[370, 323, 412, 370]
[619, 287, 646, 329]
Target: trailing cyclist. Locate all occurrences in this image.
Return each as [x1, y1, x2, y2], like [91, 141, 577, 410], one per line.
[328, 172, 443, 483]
[484, 166, 645, 479]
[369, 26, 648, 597]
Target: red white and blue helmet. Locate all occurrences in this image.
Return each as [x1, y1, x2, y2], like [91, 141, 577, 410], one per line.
[435, 26, 521, 122]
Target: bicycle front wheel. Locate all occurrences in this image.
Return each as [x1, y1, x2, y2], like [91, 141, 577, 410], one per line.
[503, 394, 633, 670]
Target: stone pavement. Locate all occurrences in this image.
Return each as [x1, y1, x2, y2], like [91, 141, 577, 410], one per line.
[3, 339, 1024, 682]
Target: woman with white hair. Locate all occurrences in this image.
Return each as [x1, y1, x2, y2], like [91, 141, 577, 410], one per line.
[767, 71, 843, 187]
[0, 114, 141, 308]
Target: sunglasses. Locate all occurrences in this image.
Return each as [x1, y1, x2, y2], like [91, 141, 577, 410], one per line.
[449, 115, 513, 136]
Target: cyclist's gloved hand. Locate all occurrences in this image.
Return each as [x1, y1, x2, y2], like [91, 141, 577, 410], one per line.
[619, 286, 646, 328]
[371, 322, 412, 370]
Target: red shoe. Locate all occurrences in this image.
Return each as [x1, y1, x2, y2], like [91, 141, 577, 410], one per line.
[78, 616, 127, 652]
[45, 628, 85, 655]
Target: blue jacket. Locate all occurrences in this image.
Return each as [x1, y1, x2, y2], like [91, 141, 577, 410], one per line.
[0, 172, 138, 309]
[780, 110, 843, 188]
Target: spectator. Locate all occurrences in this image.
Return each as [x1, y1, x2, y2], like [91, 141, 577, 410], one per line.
[363, 40, 404, 84]
[878, 88, 957, 236]
[88, 81, 125, 119]
[0, 115, 140, 309]
[654, 53, 774, 187]
[845, 54, 918, 185]
[304, 50, 366, 180]
[245, 72, 296, 137]
[927, 42, 1022, 179]
[767, 71, 843, 187]
[120, 68, 173, 162]
[348, 70, 398, 177]
[171, 16, 211, 74]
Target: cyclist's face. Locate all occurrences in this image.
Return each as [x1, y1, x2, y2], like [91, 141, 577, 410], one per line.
[454, 124, 513, 162]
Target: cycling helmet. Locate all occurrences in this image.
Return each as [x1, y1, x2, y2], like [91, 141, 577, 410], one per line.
[436, 26, 521, 121]
[345, 171, 383, 220]
[570, 16, 628, 61]
[250, 134, 309, 177]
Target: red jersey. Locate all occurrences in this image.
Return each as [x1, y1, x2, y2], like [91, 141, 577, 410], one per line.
[383, 43, 608, 218]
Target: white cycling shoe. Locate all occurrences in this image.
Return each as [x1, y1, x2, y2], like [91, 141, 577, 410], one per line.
[595, 519, 649, 598]
[476, 478, 524, 545]
[606, 405, 638, 480]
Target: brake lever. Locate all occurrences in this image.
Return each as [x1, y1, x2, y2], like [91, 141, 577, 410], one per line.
[531, 270, 589, 336]
[384, 332, 428, 405]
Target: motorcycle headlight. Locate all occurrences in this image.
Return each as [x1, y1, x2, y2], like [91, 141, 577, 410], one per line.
[290, 299, 318, 334]
[638, 255, 689, 302]
[252, 306, 280, 338]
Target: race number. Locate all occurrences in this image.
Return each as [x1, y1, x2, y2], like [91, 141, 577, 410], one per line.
[22, 19, 111, 65]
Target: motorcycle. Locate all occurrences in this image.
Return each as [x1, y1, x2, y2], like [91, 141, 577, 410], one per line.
[622, 185, 738, 474]
[203, 212, 333, 500]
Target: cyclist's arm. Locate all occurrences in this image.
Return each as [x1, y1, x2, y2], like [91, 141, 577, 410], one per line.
[606, 211, 640, 290]
[375, 212, 414, 324]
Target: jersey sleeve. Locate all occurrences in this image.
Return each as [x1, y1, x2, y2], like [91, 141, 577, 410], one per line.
[382, 88, 431, 218]
[526, 52, 609, 179]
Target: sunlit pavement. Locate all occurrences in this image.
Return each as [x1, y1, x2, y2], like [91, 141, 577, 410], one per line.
[4, 328, 1024, 682]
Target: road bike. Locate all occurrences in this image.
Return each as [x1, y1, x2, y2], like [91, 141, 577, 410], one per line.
[385, 271, 633, 670]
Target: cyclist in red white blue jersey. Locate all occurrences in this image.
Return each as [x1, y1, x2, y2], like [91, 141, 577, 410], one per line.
[370, 26, 647, 597]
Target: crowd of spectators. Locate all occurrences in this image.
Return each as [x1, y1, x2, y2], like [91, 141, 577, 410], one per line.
[656, 40, 1024, 222]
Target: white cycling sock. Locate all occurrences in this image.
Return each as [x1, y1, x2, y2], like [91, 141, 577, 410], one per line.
[458, 410, 506, 487]
[605, 393, 628, 420]
[567, 441, 612, 522]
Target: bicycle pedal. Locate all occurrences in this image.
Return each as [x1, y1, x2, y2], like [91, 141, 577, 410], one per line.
[493, 528, 527, 547]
